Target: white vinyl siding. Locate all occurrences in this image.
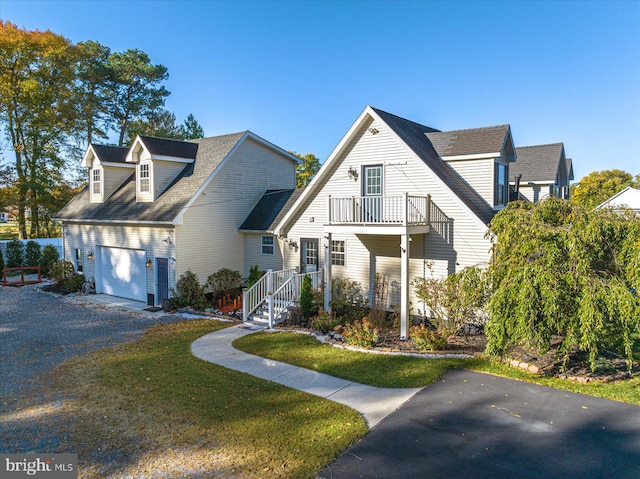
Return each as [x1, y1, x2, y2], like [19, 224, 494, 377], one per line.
[243, 234, 284, 276]
[281, 116, 492, 310]
[62, 223, 177, 304]
[176, 137, 296, 283]
[153, 160, 186, 200]
[444, 157, 494, 207]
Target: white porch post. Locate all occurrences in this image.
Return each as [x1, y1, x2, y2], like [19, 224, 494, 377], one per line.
[400, 234, 410, 339]
[324, 233, 332, 311]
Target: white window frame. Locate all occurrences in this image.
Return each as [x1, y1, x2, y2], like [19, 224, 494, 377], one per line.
[331, 240, 346, 266]
[139, 163, 150, 193]
[92, 168, 102, 196]
[261, 235, 274, 255]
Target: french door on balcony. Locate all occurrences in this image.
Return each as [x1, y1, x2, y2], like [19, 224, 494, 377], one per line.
[362, 165, 383, 222]
[300, 238, 319, 273]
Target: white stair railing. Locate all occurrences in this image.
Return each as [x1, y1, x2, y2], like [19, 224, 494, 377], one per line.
[268, 270, 324, 328]
[242, 267, 298, 321]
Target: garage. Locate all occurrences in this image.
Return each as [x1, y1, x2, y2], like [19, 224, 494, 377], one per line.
[97, 247, 147, 302]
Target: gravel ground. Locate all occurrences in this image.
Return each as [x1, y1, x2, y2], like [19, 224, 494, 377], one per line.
[0, 284, 184, 453]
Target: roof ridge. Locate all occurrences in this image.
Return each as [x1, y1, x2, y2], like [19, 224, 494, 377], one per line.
[429, 124, 510, 135]
[516, 142, 564, 149]
[370, 106, 440, 132]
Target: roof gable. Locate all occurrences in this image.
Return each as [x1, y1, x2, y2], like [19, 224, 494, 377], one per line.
[274, 106, 496, 233]
[81, 144, 130, 167]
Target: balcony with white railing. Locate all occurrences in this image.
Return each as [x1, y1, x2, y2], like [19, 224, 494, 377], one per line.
[326, 193, 432, 234]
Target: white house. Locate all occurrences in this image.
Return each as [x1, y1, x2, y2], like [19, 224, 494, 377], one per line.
[596, 186, 640, 213]
[55, 132, 298, 306]
[270, 106, 517, 338]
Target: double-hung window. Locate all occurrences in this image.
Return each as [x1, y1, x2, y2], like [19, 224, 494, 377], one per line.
[331, 240, 345, 266]
[261, 235, 274, 255]
[92, 168, 101, 196]
[139, 164, 150, 193]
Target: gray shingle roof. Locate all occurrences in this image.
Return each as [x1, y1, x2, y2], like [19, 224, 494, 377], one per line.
[56, 132, 247, 223]
[426, 125, 511, 157]
[240, 189, 302, 232]
[372, 107, 496, 225]
[138, 135, 198, 159]
[91, 144, 129, 163]
[511, 143, 565, 182]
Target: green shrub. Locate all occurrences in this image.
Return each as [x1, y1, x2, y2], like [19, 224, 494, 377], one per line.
[40, 245, 60, 277]
[310, 310, 342, 333]
[300, 275, 318, 319]
[65, 273, 86, 293]
[330, 277, 369, 323]
[51, 260, 75, 286]
[410, 322, 448, 351]
[5, 239, 24, 267]
[342, 319, 378, 349]
[173, 270, 207, 310]
[206, 268, 242, 300]
[0, 248, 4, 272]
[247, 264, 265, 288]
[25, 241, 42, 267]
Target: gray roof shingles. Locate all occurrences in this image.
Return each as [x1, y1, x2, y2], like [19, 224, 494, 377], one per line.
[426, 125, 511, 158]
[240, 189, 302, 232]
[510, 143, 564, 182]
[56, 132, 247, 223]
[138, 135, 198, 159]
[91, 144, 129, 163]
[372, 107, 496, 225]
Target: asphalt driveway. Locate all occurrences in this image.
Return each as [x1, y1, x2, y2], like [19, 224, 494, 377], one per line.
[319, 369, 640, 479]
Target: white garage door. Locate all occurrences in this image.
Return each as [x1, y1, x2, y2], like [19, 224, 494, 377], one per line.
[98, 247, 146, 302]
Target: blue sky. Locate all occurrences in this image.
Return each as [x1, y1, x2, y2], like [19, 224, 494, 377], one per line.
[1, 0, 639, 181]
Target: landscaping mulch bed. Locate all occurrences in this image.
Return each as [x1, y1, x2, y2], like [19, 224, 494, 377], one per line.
[276, 322, 638, 383]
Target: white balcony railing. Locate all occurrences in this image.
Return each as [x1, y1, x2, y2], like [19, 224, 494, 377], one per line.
[328, 193, 431, 226]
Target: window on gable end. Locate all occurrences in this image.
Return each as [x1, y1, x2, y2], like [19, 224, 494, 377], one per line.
[139, 163, 150, 193]
[75, 248, 84, 273]
[261, 235, 274, 255]
[92, 168, 101, 196]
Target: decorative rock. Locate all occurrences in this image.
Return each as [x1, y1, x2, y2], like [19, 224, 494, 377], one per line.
[334, 324, 344, 334]
[334, 334, 343, 341]
[527, 364, 540, 374]
[518, 362, 529, 369]
[510, 359, 521, 368]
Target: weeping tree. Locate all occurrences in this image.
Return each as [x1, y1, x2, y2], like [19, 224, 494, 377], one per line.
[485, 197, 640, 370]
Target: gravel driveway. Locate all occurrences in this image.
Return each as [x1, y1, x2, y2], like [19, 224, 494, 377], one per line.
[0, 284, 183, 453]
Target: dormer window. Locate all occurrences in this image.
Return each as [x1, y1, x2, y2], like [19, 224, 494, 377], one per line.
[139, 164, 150, 193]
[92, 168, 102, 195]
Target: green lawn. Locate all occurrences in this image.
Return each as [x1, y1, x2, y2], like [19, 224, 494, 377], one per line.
[54, 320, 368, 479]
[234, 331, 640, 406]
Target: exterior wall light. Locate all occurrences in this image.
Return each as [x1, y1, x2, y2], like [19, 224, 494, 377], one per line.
[87, 251, 94, 260]
[348, 166, 359, 181]
[146, 259, 153, 268]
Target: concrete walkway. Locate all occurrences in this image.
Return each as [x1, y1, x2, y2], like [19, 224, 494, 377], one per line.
[191, 324, 421, 428]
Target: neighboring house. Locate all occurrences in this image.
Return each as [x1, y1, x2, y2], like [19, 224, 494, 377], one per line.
[509, 143, 573, 202]
[0, 211, 15, 222]
[596, 186, 640, 213]
[55, 132, 298, 306]
[270, 106, 517, 338]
